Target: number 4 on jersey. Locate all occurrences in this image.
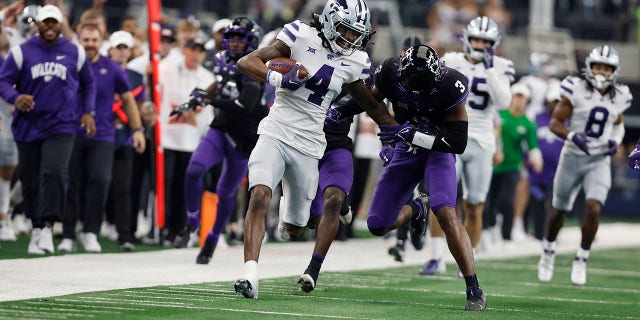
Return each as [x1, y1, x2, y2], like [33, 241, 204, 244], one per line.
[305, 65, 334, 106]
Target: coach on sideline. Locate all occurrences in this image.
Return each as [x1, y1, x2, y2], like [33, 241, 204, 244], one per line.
[0, 5, 96, 254]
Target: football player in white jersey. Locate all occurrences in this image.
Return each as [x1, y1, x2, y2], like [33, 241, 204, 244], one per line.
[233, 0, 396, 299]
[537, 45, 632, 286]
[422, 16, 514, 275]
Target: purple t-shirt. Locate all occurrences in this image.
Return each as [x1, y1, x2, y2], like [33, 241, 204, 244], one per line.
[529, 110, 565, 186]
[78, 55, 130, 141]
[0, 35, 96, 142]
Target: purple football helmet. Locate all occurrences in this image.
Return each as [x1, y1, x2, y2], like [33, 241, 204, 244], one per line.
[222, 17, 262, 60]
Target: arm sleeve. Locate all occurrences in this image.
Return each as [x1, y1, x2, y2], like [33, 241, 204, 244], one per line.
[78, 58, 96, 113]
[429, 121, 468, 154]
[485, 67, 512, 109]
[0, 49, 23, 104]
[211, 80, 261, 114]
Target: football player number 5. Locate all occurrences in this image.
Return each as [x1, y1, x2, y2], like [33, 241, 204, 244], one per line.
[305, 65, 335, 105]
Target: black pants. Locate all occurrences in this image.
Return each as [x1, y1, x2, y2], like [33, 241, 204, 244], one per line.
[17, 133, 75, 229]
[164, 149, 192, 240]
[483, 170, 520, 240]
[63, 138, 114, 238]
[107, 146, 135, 243]
[130, 133, 153, 234]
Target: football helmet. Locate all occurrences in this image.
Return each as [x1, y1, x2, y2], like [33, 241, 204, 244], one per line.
[462, 16, 501, 62]
[19, 5, 40, 38]
[584, 44, 619, 90]
[222, 17, 262, 60]
[320, 0, 371, 56]
[398, 44, 444, 91]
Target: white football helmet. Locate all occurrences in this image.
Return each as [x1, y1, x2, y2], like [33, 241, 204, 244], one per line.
[529, 52, 557, 77]
[584, 45, 619, 90]
[320, 0, 371, 56]
[462, 16, 501, 62]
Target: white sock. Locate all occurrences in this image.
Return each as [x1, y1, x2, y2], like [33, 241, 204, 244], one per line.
[431, 237, 445, 260]
[543, 238, 556, 254]
[576, 247, 590, 261]
[0, 178, 10, 214]
[244, 260, 258, 277]
[514, 218, 524, 232]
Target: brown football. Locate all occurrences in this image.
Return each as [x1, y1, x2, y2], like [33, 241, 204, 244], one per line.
[266, 57, 309, 78]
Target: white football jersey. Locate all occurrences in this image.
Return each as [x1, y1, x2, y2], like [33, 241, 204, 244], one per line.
[560, 76, 632, 155]
[258, 20, 371, 158]
[518, 75, 561, 120]
[443, 52, 515, 152]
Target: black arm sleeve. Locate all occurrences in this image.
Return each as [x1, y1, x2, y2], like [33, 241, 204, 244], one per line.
[334, 97, 365, 119]
[211, 81, 261, 114]
[430, 121, 468, 154]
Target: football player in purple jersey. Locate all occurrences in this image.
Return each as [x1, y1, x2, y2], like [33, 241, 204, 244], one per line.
[170, 18, 270, 265]
[329, 44, 486, 311]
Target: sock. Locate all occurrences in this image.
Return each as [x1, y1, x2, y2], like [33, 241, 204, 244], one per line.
[305, 253, 325, 282]
[464, 274, 481, 292]
[0, 178, 10, 215]
[409, 201, 422, 221]
[187, 210, 200, 227]
[576, 247, 590, 262]
[542, 237, 556, 255]
[244, 260, 258, 277]
[431, 237, 445, 260]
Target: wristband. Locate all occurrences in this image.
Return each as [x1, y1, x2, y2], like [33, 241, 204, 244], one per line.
[132, 127, 145, 133]
[411, 132, 436, 150]
[266, 70, 283, 87]
[566, 131, 575, 141]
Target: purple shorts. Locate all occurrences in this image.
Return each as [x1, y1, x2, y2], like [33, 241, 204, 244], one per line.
[310, 148, 354, 219]
[367, 142, 457, 230]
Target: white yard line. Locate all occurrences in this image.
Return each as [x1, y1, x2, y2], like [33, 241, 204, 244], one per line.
[1, 223, 639, 302]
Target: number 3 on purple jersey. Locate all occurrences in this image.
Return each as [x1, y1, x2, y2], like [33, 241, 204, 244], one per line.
[468, 77, 489, 110]
[305, 65, 335, 106]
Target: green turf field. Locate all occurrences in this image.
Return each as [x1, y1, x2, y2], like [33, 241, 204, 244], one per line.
[1, 247, 638, 320]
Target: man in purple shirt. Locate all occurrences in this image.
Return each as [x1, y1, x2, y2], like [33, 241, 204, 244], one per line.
[0, 5, 96, 254]
[58, 24, 145, 253]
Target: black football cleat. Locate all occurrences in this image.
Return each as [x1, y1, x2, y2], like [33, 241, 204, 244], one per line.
[409, 193, 430, 250]
[196, 237, 216, 264]
[465, 287, 486, 311]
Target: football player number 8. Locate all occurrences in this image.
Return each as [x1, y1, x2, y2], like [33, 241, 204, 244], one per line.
[585, 106, 609, 138]
[305, 65, 335, 106]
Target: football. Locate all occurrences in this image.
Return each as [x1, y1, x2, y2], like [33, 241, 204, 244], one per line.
[266, 57, 309, 78]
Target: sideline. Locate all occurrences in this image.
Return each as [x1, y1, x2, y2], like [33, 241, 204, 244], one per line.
[1, 223, 639, 302]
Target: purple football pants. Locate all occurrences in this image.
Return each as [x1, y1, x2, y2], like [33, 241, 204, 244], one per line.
[310, 148, 354, 219]
[367, 142, 457, 230]
[184, 128, 249, 244]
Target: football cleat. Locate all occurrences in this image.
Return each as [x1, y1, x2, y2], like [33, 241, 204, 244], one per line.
[339, 209, 353, 225]
[234, 275, 259, 299]
[409, 193, 430, 250]
[298, 274, 316, 293]
[388, 242, 406, 262]
[173, 224, 198, 248]
[537, 250, 555, 282]
[571, 257, 587, 286]
[196, 237, 216, 265]
[465, 287, 486, 311]
[419, 259, 446, 275]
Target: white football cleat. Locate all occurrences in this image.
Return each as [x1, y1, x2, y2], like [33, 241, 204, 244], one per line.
[537, 251, 555, 282]
[571, 258, 587, 286]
